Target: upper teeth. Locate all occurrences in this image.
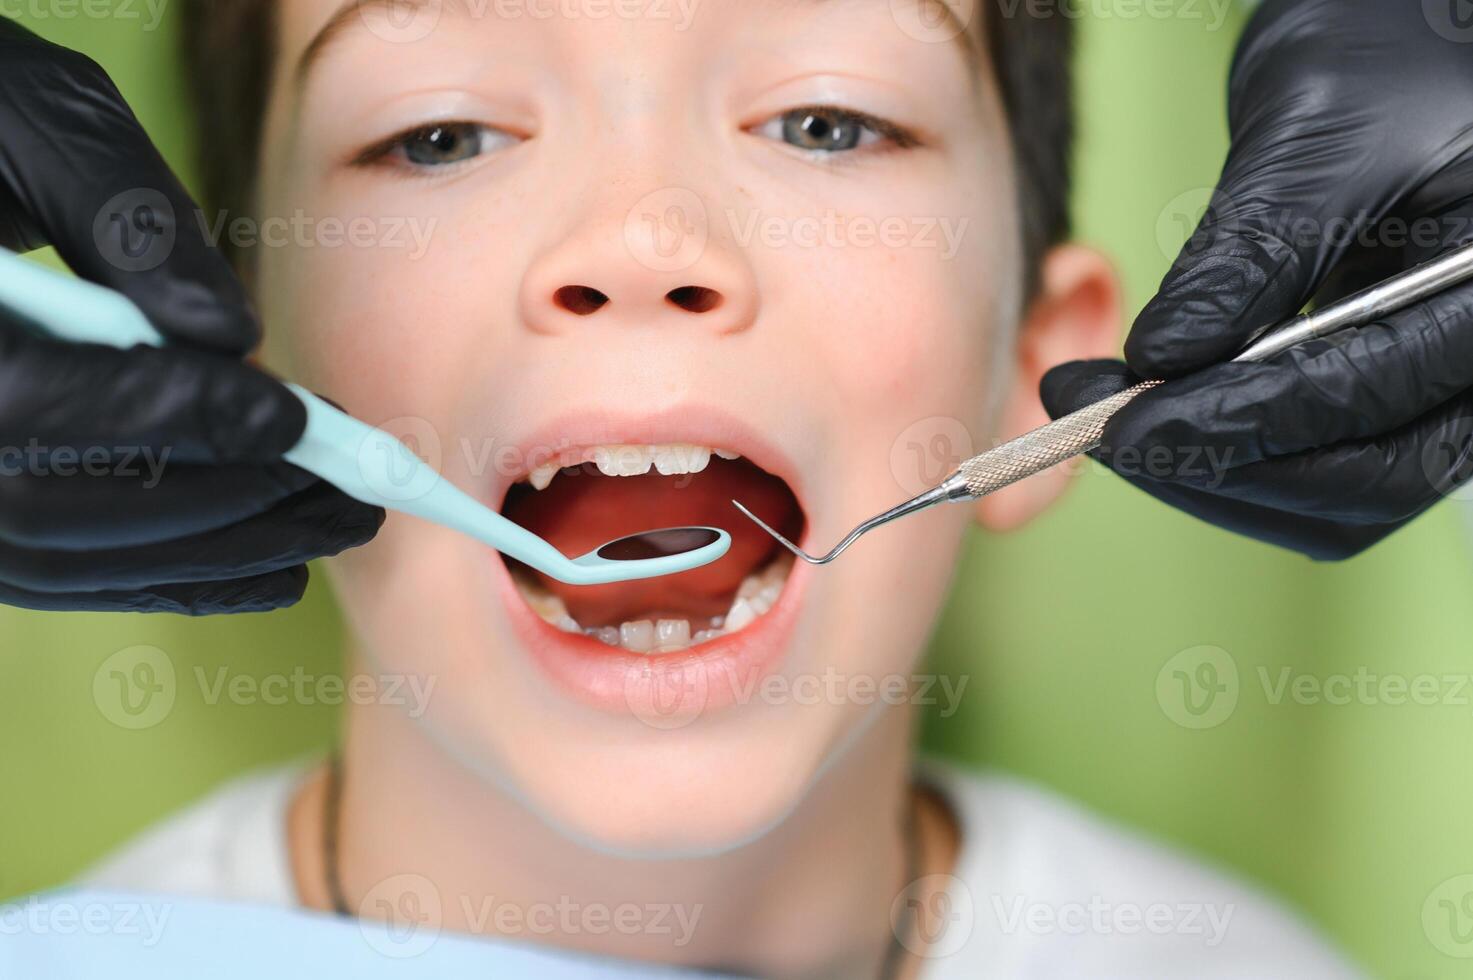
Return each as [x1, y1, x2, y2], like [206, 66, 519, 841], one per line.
[525, 444, 740, 490]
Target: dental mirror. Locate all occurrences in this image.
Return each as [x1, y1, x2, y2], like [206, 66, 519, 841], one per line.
[595, 528, 725, 562]
[286, 389, 734, 587]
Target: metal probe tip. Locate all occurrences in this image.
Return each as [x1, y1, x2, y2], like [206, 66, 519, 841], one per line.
[731, 500, 829, 564]
[734, 477, 968, 566]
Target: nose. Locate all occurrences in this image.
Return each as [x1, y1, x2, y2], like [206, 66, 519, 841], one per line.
[519, 192, 759, 336]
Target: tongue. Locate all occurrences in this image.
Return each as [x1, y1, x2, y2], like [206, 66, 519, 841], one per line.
[502, 458, 801, 626]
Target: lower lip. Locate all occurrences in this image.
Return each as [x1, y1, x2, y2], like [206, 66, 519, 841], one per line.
[494, 554, 810, 720]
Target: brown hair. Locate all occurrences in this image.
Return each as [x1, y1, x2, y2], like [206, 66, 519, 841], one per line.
[179, 1, 1072, 291]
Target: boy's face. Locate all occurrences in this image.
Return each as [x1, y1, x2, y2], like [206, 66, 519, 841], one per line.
[256, 0, 1026, 854]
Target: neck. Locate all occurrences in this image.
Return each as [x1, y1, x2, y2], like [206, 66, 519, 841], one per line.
[293, 657, 927, 979]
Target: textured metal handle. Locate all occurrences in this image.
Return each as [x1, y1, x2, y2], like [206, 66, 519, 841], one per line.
[958, 381, 1164, 497]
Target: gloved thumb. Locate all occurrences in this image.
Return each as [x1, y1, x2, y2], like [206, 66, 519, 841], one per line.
[1039, 359, 1139, 421]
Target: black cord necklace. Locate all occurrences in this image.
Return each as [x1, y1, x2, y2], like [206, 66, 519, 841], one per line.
[320, 753, 922, 979]
[323, 752, 350, 917]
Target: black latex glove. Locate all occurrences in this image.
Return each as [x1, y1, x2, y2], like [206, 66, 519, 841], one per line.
[0, 21, 383, 614]
[1041, 0, 1473, 560]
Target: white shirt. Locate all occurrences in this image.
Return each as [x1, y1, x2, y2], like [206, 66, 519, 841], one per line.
[75, 759, 1360, 978]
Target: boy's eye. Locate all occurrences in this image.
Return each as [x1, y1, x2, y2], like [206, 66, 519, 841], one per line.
[354, 122, 518, 171]
[752, 106, 916, 156]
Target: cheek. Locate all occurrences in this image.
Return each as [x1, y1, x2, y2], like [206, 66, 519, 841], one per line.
[765, 216, 1005, 444]
[256, 198, 526, 428]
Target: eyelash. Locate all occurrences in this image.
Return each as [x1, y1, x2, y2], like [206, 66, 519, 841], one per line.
[751, 104, 921, 159]
[350, 122, 515, 174]
[349, 104, 920, 174]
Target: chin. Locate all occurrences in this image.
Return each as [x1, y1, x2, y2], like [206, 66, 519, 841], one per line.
[483, 711, 844, 858]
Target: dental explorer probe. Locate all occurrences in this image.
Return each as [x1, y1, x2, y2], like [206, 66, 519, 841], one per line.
[735, 241, 1473, 565]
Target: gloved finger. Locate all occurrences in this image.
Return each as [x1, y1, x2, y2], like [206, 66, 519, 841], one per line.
[0, 481, 382, 594]
[0, 20, 257, 354]
[1311, 196, 1473, 308]
[1039, 358, 1140, 419]
[0, 565, 310, 616]
[1106, 277, 1473, 470]
[1133, 395, 1473, 527]
[0, 323, 305, 465]
[1128, 156, 1350, 379]
[0, 461, 319, 550]
[1039, 357, 1406, 560]
[1125, 1, 1444, 380]
[1098, 462, 1404, 562]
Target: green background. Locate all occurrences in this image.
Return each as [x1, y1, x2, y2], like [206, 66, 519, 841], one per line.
[3, 4, 1471, 977]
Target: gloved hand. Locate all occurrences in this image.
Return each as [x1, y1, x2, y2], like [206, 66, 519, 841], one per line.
[0, 21, 383, 614]
[1041, 0, 1473, 560]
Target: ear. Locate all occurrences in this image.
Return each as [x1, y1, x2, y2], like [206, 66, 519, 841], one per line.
[974, 244, 1122, 532]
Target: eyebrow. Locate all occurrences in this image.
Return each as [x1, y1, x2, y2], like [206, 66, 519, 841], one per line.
[296, 0, 980, 86]
[296, 0, 442, 86]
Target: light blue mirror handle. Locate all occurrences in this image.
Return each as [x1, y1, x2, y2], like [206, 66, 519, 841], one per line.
[281, 386, 730, 584]
[0, 249, 730, 585]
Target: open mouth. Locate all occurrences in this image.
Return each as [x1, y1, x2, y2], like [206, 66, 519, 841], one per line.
[500, 443, 806, 654]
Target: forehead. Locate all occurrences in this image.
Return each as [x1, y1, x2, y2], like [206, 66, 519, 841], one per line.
[281, 0, 982, 84]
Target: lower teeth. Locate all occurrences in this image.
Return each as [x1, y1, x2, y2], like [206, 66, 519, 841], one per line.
[512, 553, 793, 654]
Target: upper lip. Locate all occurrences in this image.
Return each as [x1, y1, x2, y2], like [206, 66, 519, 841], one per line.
[487, 403, 809, 515]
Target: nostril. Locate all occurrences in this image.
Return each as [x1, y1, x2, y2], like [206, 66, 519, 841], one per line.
[666, 286, 723, 314]
[554, 285, 610, 316]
